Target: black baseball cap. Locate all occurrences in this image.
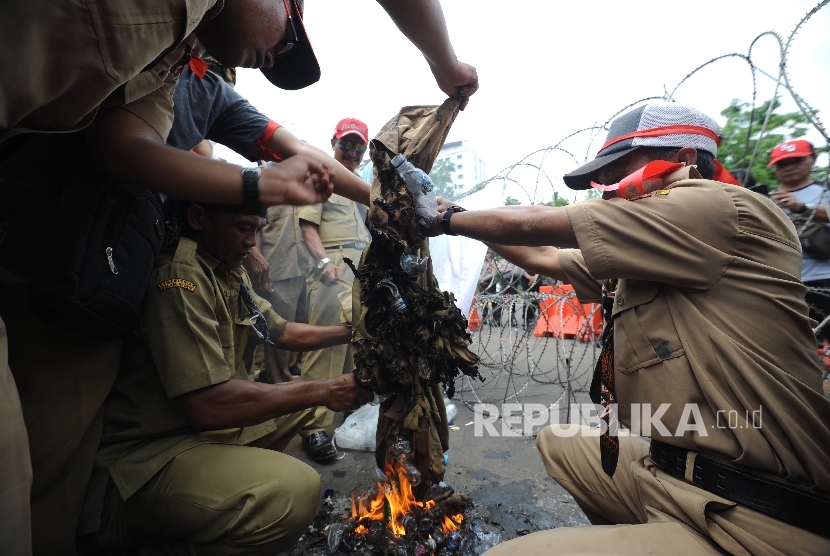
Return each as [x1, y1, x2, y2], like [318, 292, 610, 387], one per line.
[260, 0, 320, 90]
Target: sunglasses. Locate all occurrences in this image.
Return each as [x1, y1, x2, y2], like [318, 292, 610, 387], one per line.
[337, 140, 367, 154]
[276, 0, 299, 59]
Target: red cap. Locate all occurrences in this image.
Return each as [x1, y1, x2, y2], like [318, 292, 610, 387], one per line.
[334, 118, 368, 143]
[768, 139, 816, 167]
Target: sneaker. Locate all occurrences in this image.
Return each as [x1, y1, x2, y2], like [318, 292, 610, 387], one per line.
[302, 431, 338, 462]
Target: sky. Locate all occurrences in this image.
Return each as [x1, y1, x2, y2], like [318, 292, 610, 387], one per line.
[214, 0, 830, 206]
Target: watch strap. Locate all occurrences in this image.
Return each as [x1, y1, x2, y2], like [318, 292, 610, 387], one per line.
[241, 167, 262, 212]
[441, 205, 467, 236]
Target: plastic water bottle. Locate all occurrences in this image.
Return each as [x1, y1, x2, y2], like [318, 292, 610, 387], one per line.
[376, 279, 406, 313]
[391, 154, 438, 228]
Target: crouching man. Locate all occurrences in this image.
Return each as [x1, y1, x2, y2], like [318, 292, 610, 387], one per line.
[432, 103, 830, 555]
[77, 202, 373, 555]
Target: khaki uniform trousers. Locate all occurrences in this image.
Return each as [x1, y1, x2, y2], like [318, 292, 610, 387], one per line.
[300, 246, 361, 437]
[484, 425, 830, 556]
[257, 276, 307, 383]
[87, 410, 320, 556]
[0, 314, 33, 556]
[0, 267, 121, 556]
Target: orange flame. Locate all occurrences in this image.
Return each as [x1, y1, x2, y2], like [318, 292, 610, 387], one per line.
[442, 513, 464, 534]
[349, 461, 459, 537]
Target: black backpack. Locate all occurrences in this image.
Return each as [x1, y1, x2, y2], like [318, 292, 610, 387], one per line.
[0, 134, 164, 341]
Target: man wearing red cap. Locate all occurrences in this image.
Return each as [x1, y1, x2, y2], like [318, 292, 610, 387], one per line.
[296, 119, 372, 461]
[431, 103, 830, 554]
[767, 140, 830, 339]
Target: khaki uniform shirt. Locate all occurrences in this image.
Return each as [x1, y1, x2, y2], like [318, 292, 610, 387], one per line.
[559, 167, 830, 493]
[92, 237, 287, 504]
[0, 0, 222, 143]
[261, 205, 311, 282]
[297, 193, 371, 249]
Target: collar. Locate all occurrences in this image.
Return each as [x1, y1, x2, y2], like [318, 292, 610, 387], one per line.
[662, 165, 702, 187]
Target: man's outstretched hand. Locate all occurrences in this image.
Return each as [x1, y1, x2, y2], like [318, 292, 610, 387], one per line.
[324, 374, 374, 412]
[260, 155, 335, 206]
[430, 60, 479, 110]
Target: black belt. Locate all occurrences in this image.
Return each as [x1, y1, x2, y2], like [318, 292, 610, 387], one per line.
[649, 440, 830, 538]
[327, 242, 367, 251]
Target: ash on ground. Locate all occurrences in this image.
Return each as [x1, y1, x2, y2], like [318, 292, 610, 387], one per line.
[287, 491, 504, 556]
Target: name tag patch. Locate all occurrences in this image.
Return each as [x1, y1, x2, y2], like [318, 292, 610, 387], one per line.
[158, 278, 197, 292]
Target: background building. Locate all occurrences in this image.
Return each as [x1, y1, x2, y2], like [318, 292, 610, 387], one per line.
[355, 140, 486, 200]
[434, 140, 486, 197]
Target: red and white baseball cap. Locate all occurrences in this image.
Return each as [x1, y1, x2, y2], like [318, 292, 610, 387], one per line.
[564, 103, 721, 190]
[334, 118, 368, 143]
[767, 139, 816, 167]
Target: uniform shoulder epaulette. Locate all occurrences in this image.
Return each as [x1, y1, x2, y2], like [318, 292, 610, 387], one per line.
[172, 237, 199, 265]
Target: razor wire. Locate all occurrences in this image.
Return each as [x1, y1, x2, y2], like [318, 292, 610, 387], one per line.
[454, 1, 830, 435]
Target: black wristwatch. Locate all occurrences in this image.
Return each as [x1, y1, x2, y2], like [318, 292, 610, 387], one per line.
[241, 167, 262, 212]
[441, 205, 467, 236]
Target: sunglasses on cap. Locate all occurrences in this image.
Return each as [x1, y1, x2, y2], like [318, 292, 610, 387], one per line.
[275, 0, 298, 59]
[337, 140, 367, 154]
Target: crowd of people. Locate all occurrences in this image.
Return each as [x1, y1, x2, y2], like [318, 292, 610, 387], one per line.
[1, 1, 828, 555]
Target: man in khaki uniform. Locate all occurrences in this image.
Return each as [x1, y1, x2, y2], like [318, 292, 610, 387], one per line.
[1, 1, 479, 551]
[256, 205, 313, 382]
[297, 118, 372, 461]
[430, 103, 830, 555]
[77, 201, 372, 554]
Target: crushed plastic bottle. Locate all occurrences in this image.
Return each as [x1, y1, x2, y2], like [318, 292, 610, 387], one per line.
[400, 252, 430, 277]
[459, 518, 502, 555]
[387, 436, 422, 486]
[376, 279, 406, 313]
[391, 153, 438, 228]
[370, 392, 391, 406]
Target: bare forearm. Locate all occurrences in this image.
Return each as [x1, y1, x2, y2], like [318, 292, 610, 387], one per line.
[448, 206, 578, 248]
[486, 244, 566, 282]
[88, 110, 246, 203]
[299, 143, 370, 205]
[262, 128, 370, 205]
[300, 221, 328, 261]
[180, 378, 329, 430]
[88, 108, 334, 206]
[375, 0, 456, 70]
[276, 323, 351, 351]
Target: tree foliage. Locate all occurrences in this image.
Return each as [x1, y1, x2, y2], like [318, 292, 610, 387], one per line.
[717, 97, 810, 187]
[429, 159, 457, 199]
[539, 192, 570, 207]
[504, 196, 522, 206]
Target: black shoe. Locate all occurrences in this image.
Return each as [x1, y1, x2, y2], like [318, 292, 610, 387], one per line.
[302, 431, 338, 462]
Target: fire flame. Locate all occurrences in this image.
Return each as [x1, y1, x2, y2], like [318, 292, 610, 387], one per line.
[350, 462, 454, 537]
[442, 513, 464, 533]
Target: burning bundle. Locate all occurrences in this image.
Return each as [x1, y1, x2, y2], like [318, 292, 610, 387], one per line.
[347, 99, 482, 499]
[327, 458, 471, 555]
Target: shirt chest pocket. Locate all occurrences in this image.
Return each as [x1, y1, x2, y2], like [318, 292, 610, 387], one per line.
[86, 0, 186, 82]
[612, 281, 685, 374]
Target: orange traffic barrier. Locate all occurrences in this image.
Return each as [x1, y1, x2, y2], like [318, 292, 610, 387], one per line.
[467, 304, 481, 331]
[534, 285, 602, 341]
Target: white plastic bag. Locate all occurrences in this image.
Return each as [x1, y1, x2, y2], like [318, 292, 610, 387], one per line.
[333, 398, 458, 451]
[445, 399, 458, 422]
[333, 403, 379, 451]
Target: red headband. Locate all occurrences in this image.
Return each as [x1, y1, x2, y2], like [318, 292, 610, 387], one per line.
[601, 125, 721, 152]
